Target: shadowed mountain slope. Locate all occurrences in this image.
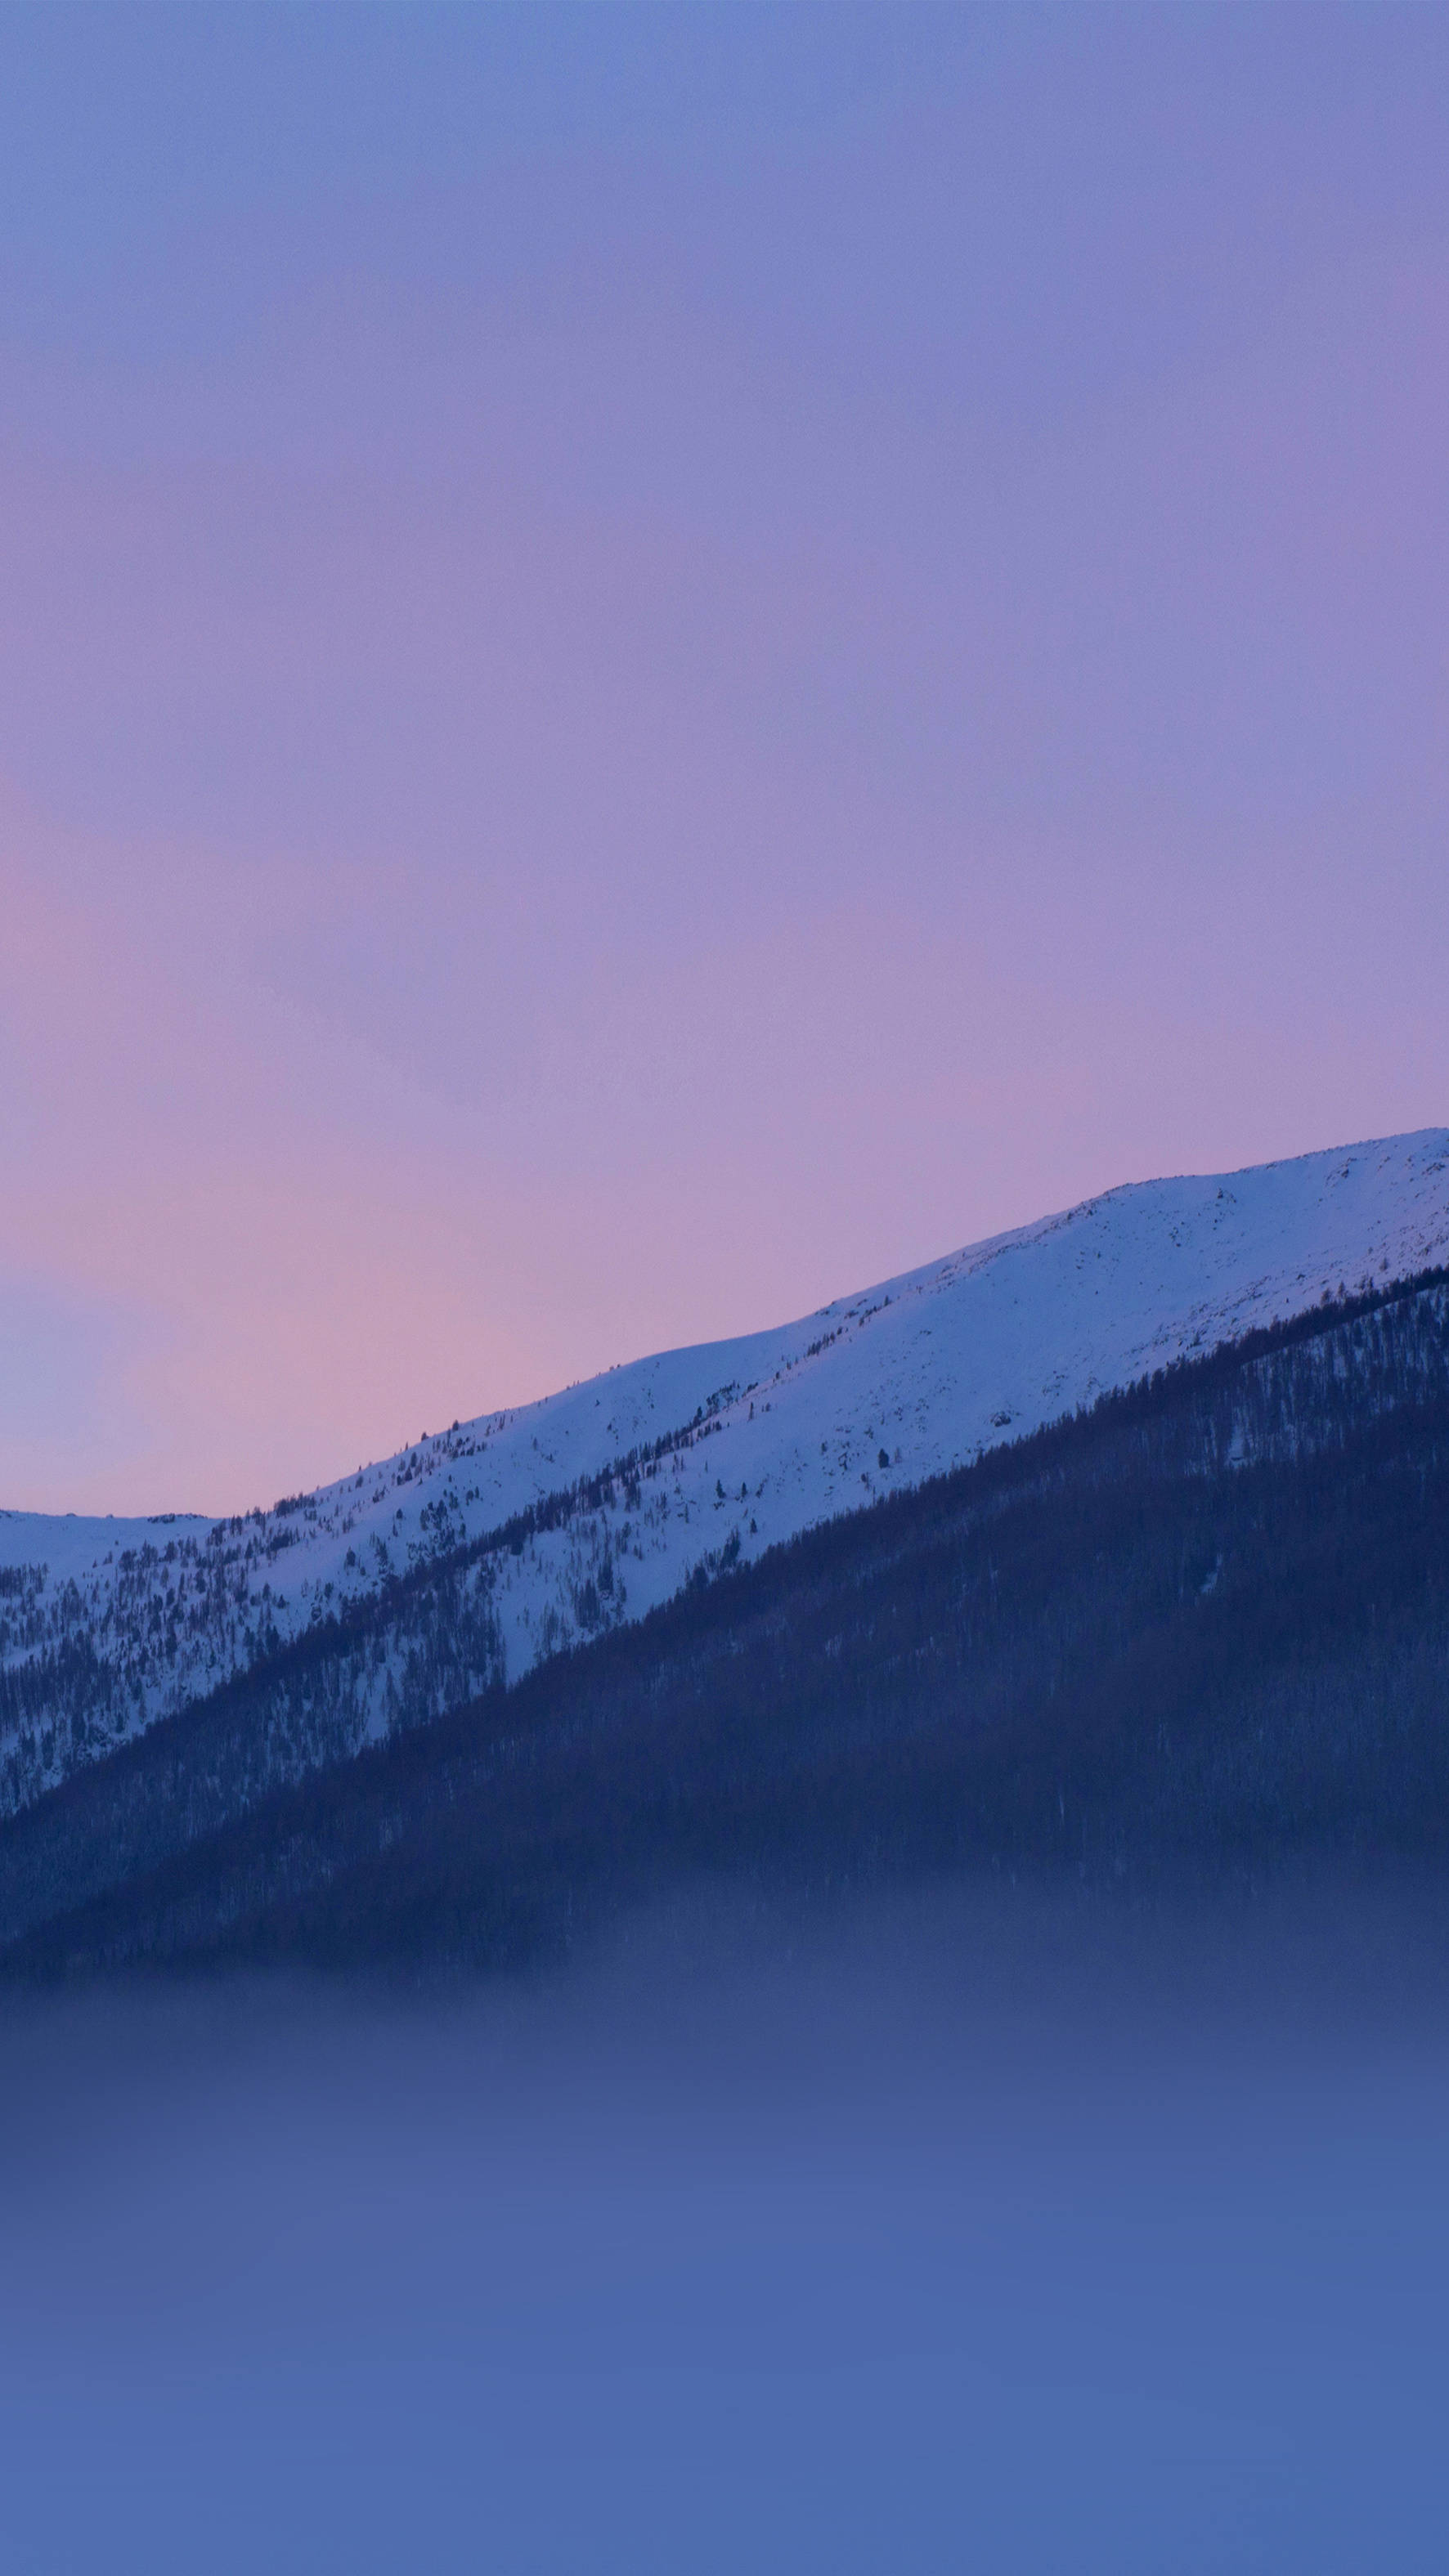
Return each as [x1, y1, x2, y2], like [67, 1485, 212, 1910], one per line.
[7, 1266, 1449, 1979]
[4, 1129, 1449, 1819]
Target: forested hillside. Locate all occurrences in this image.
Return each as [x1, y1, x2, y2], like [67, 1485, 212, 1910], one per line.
[6, 1270, 1449, 1979]
[7, 1128, 1448, 1819]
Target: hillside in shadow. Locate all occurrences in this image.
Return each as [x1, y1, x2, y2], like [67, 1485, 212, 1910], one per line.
[5, 1272, 1449, 1978]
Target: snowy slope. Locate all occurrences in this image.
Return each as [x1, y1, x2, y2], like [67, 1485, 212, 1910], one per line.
[4, 1127, 1448, 1810]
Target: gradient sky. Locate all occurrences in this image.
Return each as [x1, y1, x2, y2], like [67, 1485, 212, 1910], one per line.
[2, 2, 1447, 1514]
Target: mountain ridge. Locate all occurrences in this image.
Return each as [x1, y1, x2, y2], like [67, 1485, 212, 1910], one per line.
[8, 1256, 1449, 1977]
[4, 1127, 1448, 1815]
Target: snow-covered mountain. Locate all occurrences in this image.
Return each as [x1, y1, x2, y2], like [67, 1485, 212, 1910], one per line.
[4, 1128, 1448, 1814]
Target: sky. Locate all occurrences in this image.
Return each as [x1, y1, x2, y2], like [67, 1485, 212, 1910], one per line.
[2, 2, 1447, 1515]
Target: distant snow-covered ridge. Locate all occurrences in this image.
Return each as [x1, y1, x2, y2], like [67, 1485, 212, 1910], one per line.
[3, 1127, 1448, 1813]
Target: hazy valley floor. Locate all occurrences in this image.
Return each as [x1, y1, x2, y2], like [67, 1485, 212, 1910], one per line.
[2, 1875, 1447, 2574]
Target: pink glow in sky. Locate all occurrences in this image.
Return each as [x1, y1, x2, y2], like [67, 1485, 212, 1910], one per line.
[2, 3, 1447, 1513]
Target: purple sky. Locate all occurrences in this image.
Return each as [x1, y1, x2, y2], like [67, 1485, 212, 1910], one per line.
[2, 2, 1447, 1514]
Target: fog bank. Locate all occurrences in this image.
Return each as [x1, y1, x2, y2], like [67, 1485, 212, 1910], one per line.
[1, 1879, 1447, 2573]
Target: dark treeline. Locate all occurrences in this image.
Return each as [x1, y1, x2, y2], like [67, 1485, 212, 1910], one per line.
[5, 1273, 1449, 1979]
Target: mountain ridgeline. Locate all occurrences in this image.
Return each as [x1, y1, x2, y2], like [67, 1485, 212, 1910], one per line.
[5, 1267, 1449, 1977]
[7, 1128, 1449, 1826]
